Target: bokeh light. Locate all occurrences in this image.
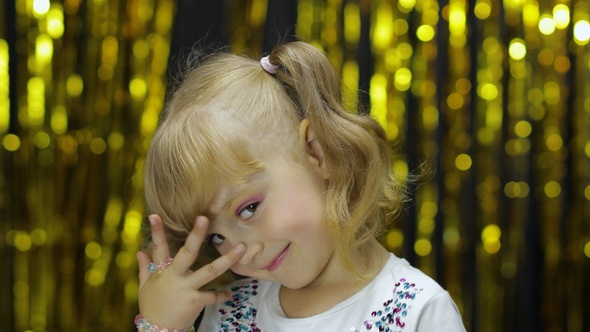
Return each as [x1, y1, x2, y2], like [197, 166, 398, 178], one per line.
[573, 20, 590, 45]
[508, 39, 527, 60]
[539, 16, 556, 35]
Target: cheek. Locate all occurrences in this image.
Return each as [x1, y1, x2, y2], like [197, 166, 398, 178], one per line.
[269, 201, 325, 237]
[292, 196, 326, 230]
[281, 184, 324, 219]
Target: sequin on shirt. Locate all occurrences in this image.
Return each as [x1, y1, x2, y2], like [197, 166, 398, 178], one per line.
[350, 278, 423, 332]
[217, 279, 263, 332]
[214, 277, 422, 332]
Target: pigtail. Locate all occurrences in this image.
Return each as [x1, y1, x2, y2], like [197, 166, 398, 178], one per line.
[267, 42, 404, 277]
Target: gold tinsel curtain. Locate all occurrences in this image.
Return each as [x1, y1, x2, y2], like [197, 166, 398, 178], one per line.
[1, 0, 589, 331]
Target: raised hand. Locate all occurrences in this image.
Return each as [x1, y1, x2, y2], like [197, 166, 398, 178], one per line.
[136, 214, 245, 331]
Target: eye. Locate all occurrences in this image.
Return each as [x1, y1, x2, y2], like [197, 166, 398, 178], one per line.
[238, 202, 259, 220]
[208, 234, 225, 246]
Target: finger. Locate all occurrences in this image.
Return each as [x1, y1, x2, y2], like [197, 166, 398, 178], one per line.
[198, 289, 233, 306]
[136, 251, 153, 288]
[149, 214, 171, 263]
[170, 216, 209, 274]
[190, 242, 246, 286]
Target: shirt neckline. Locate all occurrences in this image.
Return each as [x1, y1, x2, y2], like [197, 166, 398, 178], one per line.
[265, 253, 406, 321]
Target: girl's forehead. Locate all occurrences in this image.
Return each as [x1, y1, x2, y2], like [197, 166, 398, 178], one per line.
[205, 157, 293, 217]
[207, 171, 262, 215]
[208, 184, 238, 214]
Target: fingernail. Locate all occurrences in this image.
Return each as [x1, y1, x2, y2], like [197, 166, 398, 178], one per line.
[196, 217, 206, 229]
[148, 215, 156, 225]
[233, 243, 245, 254]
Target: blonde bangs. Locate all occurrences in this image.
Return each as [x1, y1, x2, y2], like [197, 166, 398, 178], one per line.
[144, 109, 263, 241]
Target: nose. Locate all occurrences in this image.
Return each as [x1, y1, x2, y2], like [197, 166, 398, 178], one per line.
[221, 227, 264, 266]
[237, 241, 263, 266]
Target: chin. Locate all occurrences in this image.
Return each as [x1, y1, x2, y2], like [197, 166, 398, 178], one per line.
[279, 282, 309, 290]
[278, 272, 322, 290]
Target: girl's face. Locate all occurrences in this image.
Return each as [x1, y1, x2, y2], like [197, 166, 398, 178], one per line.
[205, 155, 335, 290]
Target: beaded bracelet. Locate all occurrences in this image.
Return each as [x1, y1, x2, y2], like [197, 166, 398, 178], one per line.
[135, 314, 195, 332]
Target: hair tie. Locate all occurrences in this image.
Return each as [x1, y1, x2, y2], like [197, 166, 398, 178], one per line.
[260, 56, 279, 75]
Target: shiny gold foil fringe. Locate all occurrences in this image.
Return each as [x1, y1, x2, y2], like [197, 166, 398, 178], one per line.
[1, 0, 589, 331]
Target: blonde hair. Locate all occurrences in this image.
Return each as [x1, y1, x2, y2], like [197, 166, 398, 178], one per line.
[143, 41, 405, 278]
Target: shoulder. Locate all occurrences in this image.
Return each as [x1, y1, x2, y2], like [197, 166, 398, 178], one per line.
[383, 253, 447, 301]
[354, 254, 464, 331]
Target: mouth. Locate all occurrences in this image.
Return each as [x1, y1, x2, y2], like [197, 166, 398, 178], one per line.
[264, 244, 290, 272]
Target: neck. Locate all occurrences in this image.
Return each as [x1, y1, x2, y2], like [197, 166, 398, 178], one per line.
[279, 239, 389, 318]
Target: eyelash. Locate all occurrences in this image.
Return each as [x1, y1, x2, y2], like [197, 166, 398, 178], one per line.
[208, 234, 225, 246]
[207, 201, 260, 247]
[237, 202, 259, 220]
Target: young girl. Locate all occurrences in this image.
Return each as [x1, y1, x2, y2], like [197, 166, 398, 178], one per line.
[136, 41, 466, 332]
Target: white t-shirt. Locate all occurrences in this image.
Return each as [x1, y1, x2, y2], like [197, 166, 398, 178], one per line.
[198, 253, 466, 332]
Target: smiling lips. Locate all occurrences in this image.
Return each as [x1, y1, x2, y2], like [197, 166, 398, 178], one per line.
[265, 244, 290, 272]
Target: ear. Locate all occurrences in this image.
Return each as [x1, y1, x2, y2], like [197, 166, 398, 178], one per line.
[298, 118, 329, 179]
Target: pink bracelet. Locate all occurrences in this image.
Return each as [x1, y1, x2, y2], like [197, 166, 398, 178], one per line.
[135, 314, 195, 332]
